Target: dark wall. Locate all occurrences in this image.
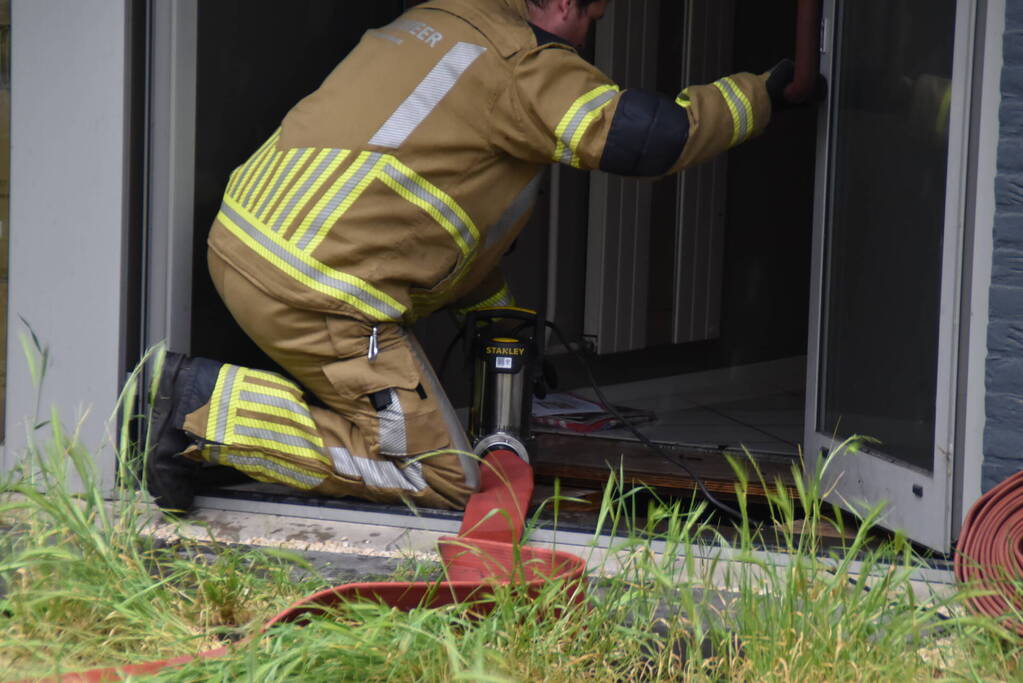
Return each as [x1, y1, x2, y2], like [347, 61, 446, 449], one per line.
[546, 1, 817, 389]
[719, 0, 815, 367]
[983, 2, 1023, 490]
[191, 1, 405, 368]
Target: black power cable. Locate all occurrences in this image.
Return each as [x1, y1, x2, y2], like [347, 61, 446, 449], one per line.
[544, 320, 744, 522]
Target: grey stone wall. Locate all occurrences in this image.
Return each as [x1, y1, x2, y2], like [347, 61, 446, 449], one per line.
[983, 1, 1023, 490]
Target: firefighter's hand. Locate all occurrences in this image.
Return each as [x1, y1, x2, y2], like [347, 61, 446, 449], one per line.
[766, 59, 827, 111]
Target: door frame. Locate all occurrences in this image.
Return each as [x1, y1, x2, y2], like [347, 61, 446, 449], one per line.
[145, 0, 197, 355]
[804, 0, 987, 552]
[952, 0, 1002, 539]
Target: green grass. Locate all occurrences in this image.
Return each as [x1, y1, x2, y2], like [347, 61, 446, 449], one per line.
[0, 345, 1020, 681]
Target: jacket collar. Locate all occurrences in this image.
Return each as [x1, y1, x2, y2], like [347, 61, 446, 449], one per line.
[502, 0, 529, 21]
[417, 0, 531, 57]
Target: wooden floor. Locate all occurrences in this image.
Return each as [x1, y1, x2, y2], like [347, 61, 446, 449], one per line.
[533, 432, 801, 502]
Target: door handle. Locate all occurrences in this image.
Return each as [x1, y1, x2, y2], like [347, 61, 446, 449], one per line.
[785, 0, 822, 103]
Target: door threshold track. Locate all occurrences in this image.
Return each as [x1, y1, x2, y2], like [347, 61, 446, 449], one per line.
[191, 495, 956, 591]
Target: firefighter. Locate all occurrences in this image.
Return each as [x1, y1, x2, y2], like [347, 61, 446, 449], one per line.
[146, 0, 806, 513]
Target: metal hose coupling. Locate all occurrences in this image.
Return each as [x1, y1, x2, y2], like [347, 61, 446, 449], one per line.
[474, 431, 530, 464]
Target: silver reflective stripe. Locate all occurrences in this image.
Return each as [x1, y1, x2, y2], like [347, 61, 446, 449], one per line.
[238, 390, 309, 418]
[368, 29, 403, 46]
[219, 201, 404, 321]
[258, 150, 307, 221]
[403, 461, 428, 490]
[215, 366, 240, 444]
[297, 153, 383, 250]
[274, 149, 343, 233]
[327, 446, 426, 492]
[559, 89, 618, 165]
[381, 164, 476, 251]
[377, 388, 409, 456]
[484, 172, 543, 249]
[235, 424, 322, 454]
[715, 78, 750, 141]
[223, 452, 324, 488]
[369, 42, 487, 149]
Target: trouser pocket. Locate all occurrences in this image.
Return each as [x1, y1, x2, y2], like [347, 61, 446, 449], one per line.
[320, 337, 451, 458]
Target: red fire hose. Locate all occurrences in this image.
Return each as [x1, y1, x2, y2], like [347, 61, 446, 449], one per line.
[954, 470, 1023, 636]
[785, 0, 822, 104]
[30, 450, 585, 682]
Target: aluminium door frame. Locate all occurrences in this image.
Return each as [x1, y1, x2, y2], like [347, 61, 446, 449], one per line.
[951, 0, 1002, 537]
[804, 0, 980, 552]
[145, 0, 197, 355]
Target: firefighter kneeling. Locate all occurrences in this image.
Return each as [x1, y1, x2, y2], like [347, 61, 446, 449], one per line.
[144, 0, 807, 513]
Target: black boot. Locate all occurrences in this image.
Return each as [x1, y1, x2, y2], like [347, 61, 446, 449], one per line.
[145, 353, 254, 513]
[145, 352, 200, 513]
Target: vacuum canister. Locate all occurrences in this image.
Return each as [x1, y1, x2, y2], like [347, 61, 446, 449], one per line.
[466, 307, 542, 463]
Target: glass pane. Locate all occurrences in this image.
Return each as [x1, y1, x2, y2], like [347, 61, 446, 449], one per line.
[820, 0, 957, 472]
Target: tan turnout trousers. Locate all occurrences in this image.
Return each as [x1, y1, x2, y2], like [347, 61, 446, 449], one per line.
[180, 252, 478, 509]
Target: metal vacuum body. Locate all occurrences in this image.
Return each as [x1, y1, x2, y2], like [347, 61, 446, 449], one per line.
[466, 307, 542, 463]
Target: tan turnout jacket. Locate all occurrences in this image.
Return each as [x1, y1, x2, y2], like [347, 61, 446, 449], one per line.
[208, 0, 772, 325]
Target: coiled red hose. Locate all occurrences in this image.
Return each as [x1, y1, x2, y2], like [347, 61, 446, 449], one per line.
[954, 470, 1023, 635]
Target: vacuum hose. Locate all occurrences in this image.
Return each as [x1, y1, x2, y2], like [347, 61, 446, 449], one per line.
[954, 470, 1023, 635]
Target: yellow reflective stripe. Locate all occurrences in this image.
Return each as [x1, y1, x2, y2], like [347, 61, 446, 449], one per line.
[250, 153, 290, 211]
[221, 364, 248, 446]
[219, 195, 407, 321]
[378, 158, 479, 256]
[727, 77, 755, 138]
[236, 388, 318, 433]
[263, 149, 316, 227]
[712, 77, 754, 147]
[272, 148, 349, 238]
[201, 365, 332, 484]
[227, 130, 279, 197]
[457, 284, 514, 315]
[479, 284, 514, 309]
[295, 151, 388, 253]
[257, 149, 314, 224]
[675, 88, 692, 108]
[567, 94, 616, 168]
[233, 133, 281, 200]
[205, 365, 239, 445]
[241, 368, 305, 400]
[230, 415, 328, 463]
[553, 85, 619, 167]
[242, 148, 282, 208]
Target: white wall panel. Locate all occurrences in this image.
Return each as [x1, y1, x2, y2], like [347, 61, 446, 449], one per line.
[4, 0, 128, 489]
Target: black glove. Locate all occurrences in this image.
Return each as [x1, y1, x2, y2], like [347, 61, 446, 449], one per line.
[766, 59, 827, 111]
